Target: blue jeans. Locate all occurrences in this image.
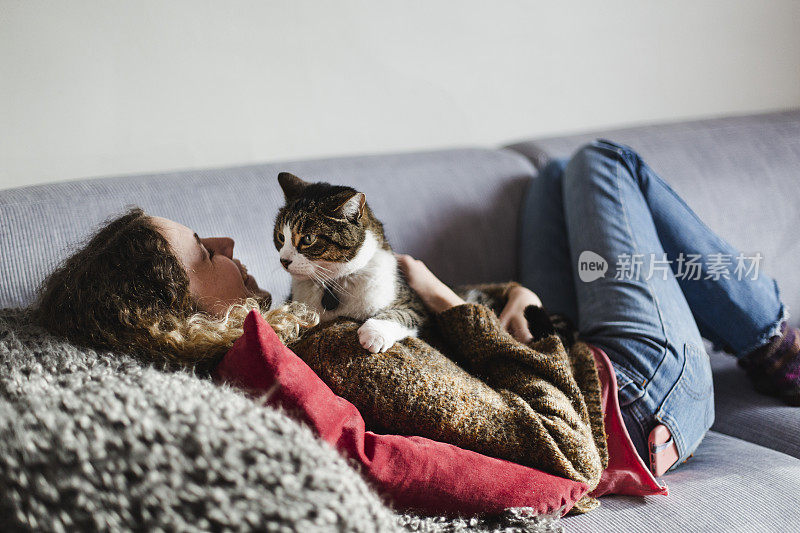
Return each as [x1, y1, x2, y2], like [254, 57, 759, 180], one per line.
[519, 140, 787, 469]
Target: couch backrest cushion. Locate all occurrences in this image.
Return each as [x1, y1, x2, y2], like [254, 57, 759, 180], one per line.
[0, 148, 534, 308]
[507, 110, 800, 327]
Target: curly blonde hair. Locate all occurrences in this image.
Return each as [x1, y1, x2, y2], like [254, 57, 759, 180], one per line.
[33, 208, 317, 372]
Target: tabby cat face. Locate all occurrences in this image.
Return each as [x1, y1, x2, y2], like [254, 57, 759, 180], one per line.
[274, 173, 382, 281]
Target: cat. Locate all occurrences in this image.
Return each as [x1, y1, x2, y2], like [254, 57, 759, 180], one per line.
[273, 172, 579, 354]
[274, 172, 428, 353]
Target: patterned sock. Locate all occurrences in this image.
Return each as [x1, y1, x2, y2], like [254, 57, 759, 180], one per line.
[738, 322, 800, 406]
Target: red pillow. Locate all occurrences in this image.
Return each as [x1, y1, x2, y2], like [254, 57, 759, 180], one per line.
[213, 310, 588, 516]
[589, 346, 669, 498]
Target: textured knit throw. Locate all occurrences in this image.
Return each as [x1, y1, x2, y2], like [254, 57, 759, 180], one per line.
[290, 302, 610, 514]
[0, 309, 563, 532]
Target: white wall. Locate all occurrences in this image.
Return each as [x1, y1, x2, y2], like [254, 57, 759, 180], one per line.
[2, 0, 799, 190]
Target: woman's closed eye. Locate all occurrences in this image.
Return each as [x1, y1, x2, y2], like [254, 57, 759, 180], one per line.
[194, 233, 215, 262]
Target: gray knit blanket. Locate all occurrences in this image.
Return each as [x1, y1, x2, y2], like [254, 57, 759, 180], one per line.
[0, 310, 562, 532]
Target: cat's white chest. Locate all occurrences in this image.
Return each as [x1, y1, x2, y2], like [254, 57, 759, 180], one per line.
[291, 248, 398, 323]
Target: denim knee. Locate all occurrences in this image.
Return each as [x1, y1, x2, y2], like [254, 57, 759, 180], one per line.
[564, 139, 644, 192]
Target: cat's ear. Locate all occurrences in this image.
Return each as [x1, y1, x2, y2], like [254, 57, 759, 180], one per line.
[277, 172, 309, 201]
[333, 192, 366, 222]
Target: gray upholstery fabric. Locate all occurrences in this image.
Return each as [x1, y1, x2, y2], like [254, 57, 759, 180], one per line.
[564, 431, 800, 531]
[0, 148, 535, 309]
[506, 110, 800, 328]
[709, 344, 800, 459]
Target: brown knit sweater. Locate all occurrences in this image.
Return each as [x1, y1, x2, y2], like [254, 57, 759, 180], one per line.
[289, 287, 609, 513]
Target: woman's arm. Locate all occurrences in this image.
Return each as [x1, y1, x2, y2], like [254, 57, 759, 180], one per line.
[396, 254, 543, 343]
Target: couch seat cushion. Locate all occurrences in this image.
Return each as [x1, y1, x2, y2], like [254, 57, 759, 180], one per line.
[564, 431, 800, 531]
[709, 346, 800, 459]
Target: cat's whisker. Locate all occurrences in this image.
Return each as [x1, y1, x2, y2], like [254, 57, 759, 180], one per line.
[309, 270, 336, 289]
[309, 263, 337, 279]
[308, 274, 330, 294]
[315, 274, 345, 290]
[314, 269, 340, 285]
[308, 273, 325, 289]
[310, 273, 352, 300]
[314, 270, 353, 297]
[315, 268, 352, 288]
[314, 264, 349, 286]
[316, 274, 353, 298]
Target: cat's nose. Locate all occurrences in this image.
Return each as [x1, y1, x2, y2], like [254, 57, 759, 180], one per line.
[280, 258, 292, 269]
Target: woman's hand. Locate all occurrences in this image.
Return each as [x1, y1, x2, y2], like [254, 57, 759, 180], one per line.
[397, 254, 544, 343]
[396, 254, 465, 313]
[498, 286, 543, 344]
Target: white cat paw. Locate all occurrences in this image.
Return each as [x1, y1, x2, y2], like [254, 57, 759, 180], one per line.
[357, 318, 413, 353]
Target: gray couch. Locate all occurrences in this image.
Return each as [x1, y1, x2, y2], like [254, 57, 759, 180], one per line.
[1, 110, 798, 531]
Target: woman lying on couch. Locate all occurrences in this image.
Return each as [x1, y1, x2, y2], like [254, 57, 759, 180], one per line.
[32, 141, 798, 514]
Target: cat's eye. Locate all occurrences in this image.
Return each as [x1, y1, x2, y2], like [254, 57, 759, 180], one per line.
[276, 233, 285, 244]
[300, 234, 316, 246]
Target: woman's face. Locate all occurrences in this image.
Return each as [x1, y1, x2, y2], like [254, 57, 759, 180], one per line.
[152, 216, 268, 316]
